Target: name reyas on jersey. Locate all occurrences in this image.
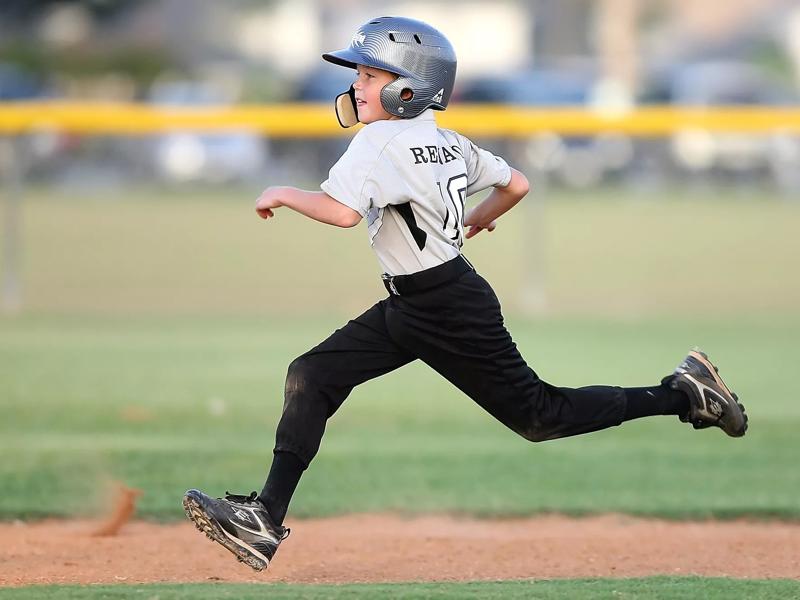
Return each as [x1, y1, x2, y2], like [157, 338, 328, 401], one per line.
[409, 144, 463, 165]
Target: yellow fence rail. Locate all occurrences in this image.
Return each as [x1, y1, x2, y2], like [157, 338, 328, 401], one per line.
[1, 102, 800, 136]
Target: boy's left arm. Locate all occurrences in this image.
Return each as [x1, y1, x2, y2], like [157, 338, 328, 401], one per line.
[256, 187, 362, 228]
[463, 168, 529, 239]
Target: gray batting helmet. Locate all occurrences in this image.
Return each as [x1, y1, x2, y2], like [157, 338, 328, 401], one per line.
[322, 16, 457, 127]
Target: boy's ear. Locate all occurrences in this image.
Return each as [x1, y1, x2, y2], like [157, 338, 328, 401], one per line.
[335, 85, 359, 128]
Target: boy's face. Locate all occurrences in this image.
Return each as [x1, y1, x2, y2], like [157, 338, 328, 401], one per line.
[353, 65, 399, 124]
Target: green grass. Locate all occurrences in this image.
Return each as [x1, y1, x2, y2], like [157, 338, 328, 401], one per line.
[1, 188, 798, 520]
[1, 313, 797, 520]
[10, 185, 800, 317]
[1, 578, 799, 599]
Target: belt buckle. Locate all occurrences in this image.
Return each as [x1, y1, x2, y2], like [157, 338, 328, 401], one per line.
[381, 273, 400, 296]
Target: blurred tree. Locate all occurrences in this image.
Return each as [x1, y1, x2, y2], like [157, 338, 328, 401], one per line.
[0, 42, 173, 96]
[0, 0, 150, 22]
[0, 0, 178, 97]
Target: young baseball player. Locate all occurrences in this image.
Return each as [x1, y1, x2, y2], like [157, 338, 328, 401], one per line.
[183, 16, 747, 572]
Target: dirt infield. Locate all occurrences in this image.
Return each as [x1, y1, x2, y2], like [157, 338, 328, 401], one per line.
[2, 514, 799, 586]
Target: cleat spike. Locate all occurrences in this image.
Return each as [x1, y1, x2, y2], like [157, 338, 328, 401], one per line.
[182, 488, 285, 572]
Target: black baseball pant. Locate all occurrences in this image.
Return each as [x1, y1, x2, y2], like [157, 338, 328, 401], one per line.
[273, 260, 627, 467]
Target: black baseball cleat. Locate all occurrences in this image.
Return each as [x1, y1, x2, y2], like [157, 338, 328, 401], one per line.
[183, 489, 289, 571]
[662, 349, 748, 437]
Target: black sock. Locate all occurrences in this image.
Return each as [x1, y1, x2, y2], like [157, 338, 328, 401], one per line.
[622, 384, 689, 421]
[258, 451, 306, 525]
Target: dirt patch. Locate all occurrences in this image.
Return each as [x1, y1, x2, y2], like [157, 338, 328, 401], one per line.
[2, 514, 799, 586]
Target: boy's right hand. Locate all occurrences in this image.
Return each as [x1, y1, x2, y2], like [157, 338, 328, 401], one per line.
[465, 220, 497, 239]
[255, 187, 283, 219]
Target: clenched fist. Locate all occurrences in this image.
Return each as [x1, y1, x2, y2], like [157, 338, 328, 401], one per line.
[255, 187, 285, 219]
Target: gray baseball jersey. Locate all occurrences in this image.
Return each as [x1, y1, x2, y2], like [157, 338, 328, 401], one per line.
[321, 109, 512, 275]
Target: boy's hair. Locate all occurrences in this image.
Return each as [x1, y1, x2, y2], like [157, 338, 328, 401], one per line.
[322, 16, 457, 127]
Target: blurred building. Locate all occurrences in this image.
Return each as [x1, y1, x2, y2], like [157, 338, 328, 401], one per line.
[2, 0, 799, 100]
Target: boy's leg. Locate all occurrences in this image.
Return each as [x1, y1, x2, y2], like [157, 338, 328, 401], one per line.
[184, 299, 414, 571]
[385, 270, 697, 442]
[621, 385, 688, 421]
[384, 271, 626, 441]
[262, 299, 414, 522]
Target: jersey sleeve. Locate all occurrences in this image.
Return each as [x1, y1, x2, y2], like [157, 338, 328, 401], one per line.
[320, 127, 407, 216]
[458, 134, 513, 195]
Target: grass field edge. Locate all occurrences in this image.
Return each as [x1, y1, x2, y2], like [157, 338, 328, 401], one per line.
[2, 577, 799, 599]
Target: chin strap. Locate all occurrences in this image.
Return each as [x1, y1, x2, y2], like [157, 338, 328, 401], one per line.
[334, 85, 359, 128]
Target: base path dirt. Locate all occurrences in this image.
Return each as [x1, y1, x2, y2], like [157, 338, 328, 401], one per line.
[2, 514, 800, 586]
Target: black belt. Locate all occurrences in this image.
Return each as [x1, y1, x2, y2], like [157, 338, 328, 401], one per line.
[382, 255, 473, 296]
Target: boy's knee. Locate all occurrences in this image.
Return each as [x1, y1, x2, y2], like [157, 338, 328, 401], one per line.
[520, 422, 556, 443]
[521, 429, 548, 443]
[285, 355, 315, 395]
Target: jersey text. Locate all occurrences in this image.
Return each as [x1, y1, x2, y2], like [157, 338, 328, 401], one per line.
[410, 145, 463, 165]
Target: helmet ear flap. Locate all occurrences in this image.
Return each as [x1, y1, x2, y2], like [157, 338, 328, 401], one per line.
[334, 85, 359, 128]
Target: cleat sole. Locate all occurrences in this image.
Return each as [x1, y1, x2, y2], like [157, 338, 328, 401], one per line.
[183, 495, 268, 572]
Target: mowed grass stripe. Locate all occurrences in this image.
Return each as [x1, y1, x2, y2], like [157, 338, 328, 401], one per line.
[1, 578, 799, 599]
[1, 315, 797, 520]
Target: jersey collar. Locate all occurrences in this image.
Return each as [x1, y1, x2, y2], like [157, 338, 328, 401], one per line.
[414, 109, 436, 121]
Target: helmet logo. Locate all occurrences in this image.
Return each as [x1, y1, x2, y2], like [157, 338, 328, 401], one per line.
[352, 31, 366, 46]
[432, 88, 444, 103]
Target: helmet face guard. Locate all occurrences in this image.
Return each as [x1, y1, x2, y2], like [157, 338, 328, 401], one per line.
[334, 85, 358, 128]
[322, 16, 457, 127]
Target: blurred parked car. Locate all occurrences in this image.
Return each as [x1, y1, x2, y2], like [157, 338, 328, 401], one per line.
[453, 68, 635, 188]
[294, 66, 355, 103]
[0, 63, 82, 178]
[0, 63, 42, 100]
[284, 67, 354, 180]
[148, 81, 268, 183]
[639, 61, 800, 188]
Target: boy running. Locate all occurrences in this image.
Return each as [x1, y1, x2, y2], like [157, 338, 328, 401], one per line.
[183, 16, 747, 572]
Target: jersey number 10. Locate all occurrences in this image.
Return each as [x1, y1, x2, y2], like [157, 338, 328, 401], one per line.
[439, 173, 468, 247]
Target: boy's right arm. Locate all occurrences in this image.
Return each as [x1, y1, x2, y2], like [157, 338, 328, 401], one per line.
[463, 168, 529, 239]
[256, 186, 362, 228]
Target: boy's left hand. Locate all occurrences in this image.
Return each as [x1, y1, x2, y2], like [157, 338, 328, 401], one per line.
[465, 220, 496, 239]
[256, 187, 283, 219]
